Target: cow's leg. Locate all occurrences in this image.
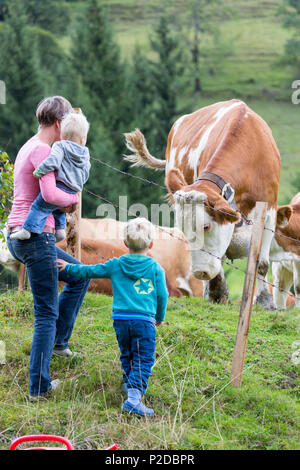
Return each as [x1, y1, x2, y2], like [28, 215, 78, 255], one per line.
[272, 261, 293, 310]
[292, 260, 300, 308]
[204, 266, 228, 304]
[256, 208, 277, 310]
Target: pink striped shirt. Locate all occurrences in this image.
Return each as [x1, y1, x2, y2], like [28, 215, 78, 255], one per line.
[8, 135, 79, 228]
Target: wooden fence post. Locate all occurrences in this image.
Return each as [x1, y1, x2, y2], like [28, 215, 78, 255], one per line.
[230, 201, 268, 388]
[18, 263, 26, 292]
[66, 192, 82, 261]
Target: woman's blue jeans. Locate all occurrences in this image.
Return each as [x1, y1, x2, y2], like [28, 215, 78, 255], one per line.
[7, 232, 90, 396]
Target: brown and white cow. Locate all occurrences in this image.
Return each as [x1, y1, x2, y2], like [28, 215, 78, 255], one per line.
[80, 218, 203, 298]
[124, 99, 290, 309]
[0, 225, 20, 273]
[270, 193, 300, 309]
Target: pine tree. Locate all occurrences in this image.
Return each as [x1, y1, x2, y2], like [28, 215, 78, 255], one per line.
[32, 26, 78, 100]
[0, 0, 8, 21]
[72, 0, 128, 137]
[72, 0, 135, 217]
[25, 0, 70, 35]
[125, 44, 165, 209]
[279, 0, 300, 78]
[0, 0, 43, 157]
[150, 16, 185, 154]
[129, 44, 156, 140]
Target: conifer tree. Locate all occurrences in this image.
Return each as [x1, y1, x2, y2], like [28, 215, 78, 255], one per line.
[25, 0, 70, 35]
[0, 0, 43, 157]
[279, 0, 300, 77]
[72, 0, 128, 137]
[72, 0, 135, 217]
[150, 16, 185, 154]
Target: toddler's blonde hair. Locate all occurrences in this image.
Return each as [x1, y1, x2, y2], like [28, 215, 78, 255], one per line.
[124, 217, 154, 252]
[61, 112, 90, 143]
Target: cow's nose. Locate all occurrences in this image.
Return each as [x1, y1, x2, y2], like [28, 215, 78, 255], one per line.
[193, 270, 211, 280]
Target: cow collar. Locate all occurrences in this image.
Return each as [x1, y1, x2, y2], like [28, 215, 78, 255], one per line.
[195, 171, 251, 228]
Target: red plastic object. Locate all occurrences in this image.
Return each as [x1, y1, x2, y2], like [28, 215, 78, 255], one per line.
[9, 435, 74, 450]
[106, 444, 119, 450]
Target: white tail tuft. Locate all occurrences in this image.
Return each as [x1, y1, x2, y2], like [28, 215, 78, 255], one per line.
[123, 129, 166, 170]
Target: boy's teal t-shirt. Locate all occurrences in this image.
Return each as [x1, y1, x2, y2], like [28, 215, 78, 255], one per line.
[65, 254, 169, 322]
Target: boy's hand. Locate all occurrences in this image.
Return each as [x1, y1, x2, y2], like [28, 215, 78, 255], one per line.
[156, 321, 163, 327]
[54, 259, 68, 271]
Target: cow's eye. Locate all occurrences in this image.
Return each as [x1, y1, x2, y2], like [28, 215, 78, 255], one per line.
[203, 223, 211, 232]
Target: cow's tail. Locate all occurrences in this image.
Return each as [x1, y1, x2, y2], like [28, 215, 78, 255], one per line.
[124, 129, 166, 170]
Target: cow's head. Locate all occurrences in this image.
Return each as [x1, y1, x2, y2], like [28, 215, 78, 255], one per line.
[273, 204, 296, 256]
[166, 169, 241, 280]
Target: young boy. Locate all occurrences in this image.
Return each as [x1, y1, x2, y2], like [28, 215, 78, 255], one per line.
[11, 112, 91, 242]
[55, 218, 169, 417]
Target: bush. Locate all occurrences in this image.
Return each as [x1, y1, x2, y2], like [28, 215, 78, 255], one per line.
[0, 151, 14, 241]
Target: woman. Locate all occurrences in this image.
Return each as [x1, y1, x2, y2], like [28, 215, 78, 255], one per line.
[7, 96, 90, 399]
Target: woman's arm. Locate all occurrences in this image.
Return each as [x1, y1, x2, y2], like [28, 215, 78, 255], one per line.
[39, 173, 79, 207]
[33, 142, 64, 178]
[30, 142, 78, 207]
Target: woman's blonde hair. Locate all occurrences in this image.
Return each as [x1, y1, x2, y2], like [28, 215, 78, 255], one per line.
[60, 112, 90, 142]
[124, 218, 154, 252]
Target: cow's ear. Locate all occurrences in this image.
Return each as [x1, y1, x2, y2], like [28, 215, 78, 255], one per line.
[165, 169, 187, 194]
[277, 205, 292, 228]
[212, 197, 241, 225]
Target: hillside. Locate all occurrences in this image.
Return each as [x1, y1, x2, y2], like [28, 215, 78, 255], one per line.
[0, 291, 299, 450]
[64, 0, 293, 98]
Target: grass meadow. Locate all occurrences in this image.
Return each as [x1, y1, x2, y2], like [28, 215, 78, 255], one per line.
[0, 0, 300, 451]
[0, 291, 299, 450]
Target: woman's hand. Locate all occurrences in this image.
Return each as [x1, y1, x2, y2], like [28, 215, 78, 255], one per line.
[54, 259, 68, 271]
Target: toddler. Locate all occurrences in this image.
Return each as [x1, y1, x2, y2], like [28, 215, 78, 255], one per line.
[11, 112, 91, 242]
[55, 217, 169, 416]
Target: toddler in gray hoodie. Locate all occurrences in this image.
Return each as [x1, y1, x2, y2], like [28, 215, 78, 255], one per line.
[11, 112, 91, 242]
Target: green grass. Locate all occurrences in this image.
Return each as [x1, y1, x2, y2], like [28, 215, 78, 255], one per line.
[0, 290, 299, 450]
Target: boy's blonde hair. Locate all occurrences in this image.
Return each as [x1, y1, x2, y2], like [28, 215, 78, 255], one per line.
[61, 112, 90, 142]
[124, 218, 154, 252]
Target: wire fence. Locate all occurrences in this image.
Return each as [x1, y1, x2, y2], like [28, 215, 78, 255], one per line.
[80, 159, 300, 381]
[81, 237, 297, 380]
[83, 184, 300, 306]
[2, 154, 299, 381]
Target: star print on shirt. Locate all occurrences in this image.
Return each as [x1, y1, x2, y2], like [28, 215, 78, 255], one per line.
[134, 278, 154, 295]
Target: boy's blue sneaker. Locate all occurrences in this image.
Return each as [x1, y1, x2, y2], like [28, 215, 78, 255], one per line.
[122, 399, 154, 417]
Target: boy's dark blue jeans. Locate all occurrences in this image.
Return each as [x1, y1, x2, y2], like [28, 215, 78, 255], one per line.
[23, 182, 76, 233]
[7, 232, 90, 396]
[113, 319, 156, 394]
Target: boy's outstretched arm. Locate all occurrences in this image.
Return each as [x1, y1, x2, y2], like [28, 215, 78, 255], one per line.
[156, 266, 169, 324]
[54, 258, 115, 279]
